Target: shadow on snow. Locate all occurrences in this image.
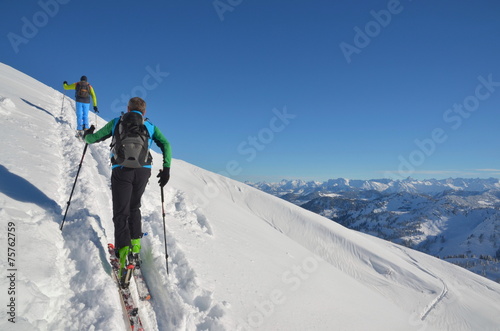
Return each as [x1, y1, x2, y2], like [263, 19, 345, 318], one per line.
[0, 164, 62, 214]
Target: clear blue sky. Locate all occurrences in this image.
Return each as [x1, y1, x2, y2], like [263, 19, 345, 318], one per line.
[1, 0, 499, 182]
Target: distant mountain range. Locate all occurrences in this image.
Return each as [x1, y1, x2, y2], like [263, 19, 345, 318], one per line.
[247, 178, 500, 282]
[248, 177, 500, 195]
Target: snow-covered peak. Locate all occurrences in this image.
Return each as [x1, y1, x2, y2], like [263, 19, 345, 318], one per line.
[250, 177, 500, 196]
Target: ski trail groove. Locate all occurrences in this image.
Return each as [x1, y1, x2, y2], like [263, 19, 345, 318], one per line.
[55, 90, 132, 330]
[394, 246, 449, 321]
[420, 280, 448, 321]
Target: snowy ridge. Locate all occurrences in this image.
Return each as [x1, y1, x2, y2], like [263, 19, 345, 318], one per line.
[1, 63, 500, 330]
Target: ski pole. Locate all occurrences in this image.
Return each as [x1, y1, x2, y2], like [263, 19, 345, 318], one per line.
[60, 92, 66, 117]
[60, 143, 89, 231]
[160, 183, 170, 275]
[94, 108, 98, 130]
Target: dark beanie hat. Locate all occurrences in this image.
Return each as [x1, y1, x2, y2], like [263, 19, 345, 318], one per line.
[80, 75, 87, 81]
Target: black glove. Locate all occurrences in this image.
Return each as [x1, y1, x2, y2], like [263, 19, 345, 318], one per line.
[157, 167, 170, 187]
[83, 125, 95, 138]
[63, 81, 68, 85]
[93, 106, 99, 113]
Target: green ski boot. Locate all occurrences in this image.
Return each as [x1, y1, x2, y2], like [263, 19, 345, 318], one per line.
[130, 238, 141, 266]
[118, 246, 132, 287]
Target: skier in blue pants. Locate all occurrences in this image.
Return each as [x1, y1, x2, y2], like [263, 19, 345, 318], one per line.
[63, 76, 98, 137]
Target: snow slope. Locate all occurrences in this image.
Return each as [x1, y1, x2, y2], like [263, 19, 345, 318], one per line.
[1, 62, 500, 331]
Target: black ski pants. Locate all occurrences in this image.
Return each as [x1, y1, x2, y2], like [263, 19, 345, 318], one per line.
[111, 167, 151, 250]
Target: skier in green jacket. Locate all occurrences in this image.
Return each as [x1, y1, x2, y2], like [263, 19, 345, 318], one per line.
[84, 97, 171, 281]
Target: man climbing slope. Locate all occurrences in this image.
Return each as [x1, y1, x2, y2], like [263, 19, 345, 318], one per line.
[63, 75, 98, 137]
[84, 97, 171, 286]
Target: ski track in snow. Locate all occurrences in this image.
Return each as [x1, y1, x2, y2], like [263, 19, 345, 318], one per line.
[55, 92, 124, 330]
[393, 246, 449, 321]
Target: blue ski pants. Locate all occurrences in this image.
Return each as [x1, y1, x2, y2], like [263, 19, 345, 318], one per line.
[76, 101, 90, 130]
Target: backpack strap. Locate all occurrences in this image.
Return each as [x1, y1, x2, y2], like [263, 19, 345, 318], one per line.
[144, 121, 155, 149]
[109, 117, 121, 150]
[111, 117, 121, 136]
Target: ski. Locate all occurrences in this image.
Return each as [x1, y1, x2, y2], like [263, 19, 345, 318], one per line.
[75, 130, 84, 140]
[133, 261, 152, 301]
[108, 244, 145, 331]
